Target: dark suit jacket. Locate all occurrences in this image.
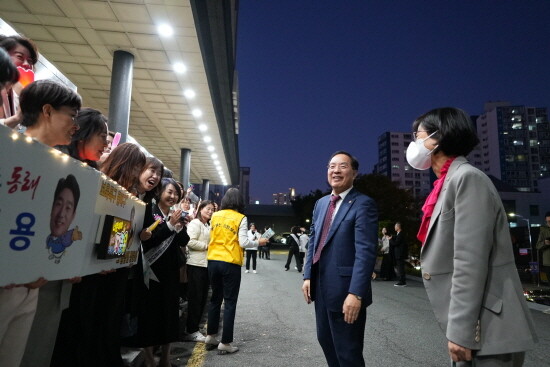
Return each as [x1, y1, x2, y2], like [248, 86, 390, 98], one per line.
[390, 231, 407, 260]
[303, 188, 378, 311]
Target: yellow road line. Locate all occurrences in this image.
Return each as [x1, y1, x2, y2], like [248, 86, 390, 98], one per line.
[186, 342, 206, 367]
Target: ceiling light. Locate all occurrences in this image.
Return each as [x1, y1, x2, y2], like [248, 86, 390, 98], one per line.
[192, 109, 202, 117]
[211, 153, 218, 159]
[198, 124, 207, 132]
[173, 62, 186, 73]
[207, 146, 215, 152]
[184, 89, 195, 99]
[157, 24, 174, 37]
[203, 136, 212, 143]
[214, 160, 220, 166]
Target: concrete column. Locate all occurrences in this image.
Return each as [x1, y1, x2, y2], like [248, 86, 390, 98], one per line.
[202, 179, 210, 200]
[108, 50, 134, 143]
[180, 148, 191, 189]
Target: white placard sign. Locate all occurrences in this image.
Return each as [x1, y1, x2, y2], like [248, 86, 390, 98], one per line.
[0, 126, 145, 286]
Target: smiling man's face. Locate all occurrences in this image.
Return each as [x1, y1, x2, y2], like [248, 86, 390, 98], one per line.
[50, 188, 76, 237]
[327, 153, 357, 194]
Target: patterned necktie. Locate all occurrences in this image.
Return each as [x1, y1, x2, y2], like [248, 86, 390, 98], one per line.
[313, 194, 341, 264]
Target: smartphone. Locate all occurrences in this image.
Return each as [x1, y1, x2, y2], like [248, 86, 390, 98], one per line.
[179, 211, 189, 222]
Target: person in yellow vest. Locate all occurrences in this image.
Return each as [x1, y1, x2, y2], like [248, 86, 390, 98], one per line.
[204, 188, 268, 354]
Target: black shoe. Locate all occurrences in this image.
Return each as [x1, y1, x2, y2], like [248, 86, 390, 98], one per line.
[285, 267, 289, 271]
[394, 282, 407, 287]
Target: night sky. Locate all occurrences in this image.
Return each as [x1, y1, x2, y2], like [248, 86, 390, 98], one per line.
[236, 1, 550, 204]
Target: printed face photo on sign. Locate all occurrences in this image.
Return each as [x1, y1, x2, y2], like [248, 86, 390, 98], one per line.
[47, 174, 83, 263]
[50, 174, 80, 237]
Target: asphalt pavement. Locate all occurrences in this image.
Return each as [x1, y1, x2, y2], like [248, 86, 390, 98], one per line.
[128, 251, 550, 366]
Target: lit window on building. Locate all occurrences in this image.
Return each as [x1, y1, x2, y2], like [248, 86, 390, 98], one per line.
[512, 123, 523, 129]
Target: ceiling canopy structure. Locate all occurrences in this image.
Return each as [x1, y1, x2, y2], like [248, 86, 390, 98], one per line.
[0, 0, 240, 185]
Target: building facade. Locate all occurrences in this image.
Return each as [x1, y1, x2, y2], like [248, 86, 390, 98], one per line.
[376, 131, 432, 197]
[239, 166, 251, 204]
[476, 102, 550, 192]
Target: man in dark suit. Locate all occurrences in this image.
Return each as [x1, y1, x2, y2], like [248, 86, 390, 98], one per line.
[390, 221, 408, 287]
[302, 151, 378, 367]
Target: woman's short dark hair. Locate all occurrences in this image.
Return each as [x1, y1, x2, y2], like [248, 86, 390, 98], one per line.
[220, 187, 245, 213]
[63, 107, 107, 168]
[0, 35, 39, 66]
[291, 226, 301, 235]
[195, 200, 214, 222]
[158, 178, 182, 202]
[329, 150, 359, 171]
[19, 80, 82, 127]
[53, 174, 80, 212]
[412, 107, 480, 157]
[142, 157, 165, 203]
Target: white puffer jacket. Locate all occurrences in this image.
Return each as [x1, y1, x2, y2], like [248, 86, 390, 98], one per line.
[186, 218, 210, 267]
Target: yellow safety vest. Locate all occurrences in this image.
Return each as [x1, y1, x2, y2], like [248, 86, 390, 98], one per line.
[207, 209, 245, 266]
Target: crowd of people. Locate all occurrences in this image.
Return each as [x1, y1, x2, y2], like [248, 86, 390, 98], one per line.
[1, 34, 544, 367]
[0, 34, 267, 366]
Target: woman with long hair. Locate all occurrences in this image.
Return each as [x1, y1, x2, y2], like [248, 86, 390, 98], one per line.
[205, 188, 268, 354]
[97, 142, 145, 366]
[100, 142, 146, 195]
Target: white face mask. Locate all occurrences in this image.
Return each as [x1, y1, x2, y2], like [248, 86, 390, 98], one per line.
[406, 131, 438, 170]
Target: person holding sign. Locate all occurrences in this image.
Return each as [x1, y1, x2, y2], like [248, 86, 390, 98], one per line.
[50, 109, 112, 367]
[92, 142, 146, 367]
[14, 80, 82, 367]
[19, 79, 82, 147]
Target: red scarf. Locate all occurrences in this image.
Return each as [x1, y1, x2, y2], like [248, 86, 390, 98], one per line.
[417, 157, 456, 246]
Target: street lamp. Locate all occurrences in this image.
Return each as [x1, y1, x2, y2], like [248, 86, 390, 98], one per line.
[509, 212, 539, 286]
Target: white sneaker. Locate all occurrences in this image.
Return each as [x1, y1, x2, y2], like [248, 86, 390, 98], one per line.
[245, 270, 249, 273]
[218, 343, 239, 354]
[205, 335, 219, 346]
[253, 270, 257, 274]
[184, 331, 206, 342]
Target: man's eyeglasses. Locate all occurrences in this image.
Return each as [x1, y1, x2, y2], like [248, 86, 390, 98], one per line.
[327, 163, 350, 170]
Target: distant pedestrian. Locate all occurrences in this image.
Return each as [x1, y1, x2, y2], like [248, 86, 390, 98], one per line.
[261, 226, 272, 259]
[536, 211, 550, 284]
[285, 226, 303, 272]
[410, 107, 537, 366]
[302, 151, 378, 367]
[378, 227, 395, 281]
[390, 222, 407, 286]
[245, 224, 260, 273]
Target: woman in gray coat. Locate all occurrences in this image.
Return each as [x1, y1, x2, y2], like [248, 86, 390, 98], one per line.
[408, 107, 537, 366]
